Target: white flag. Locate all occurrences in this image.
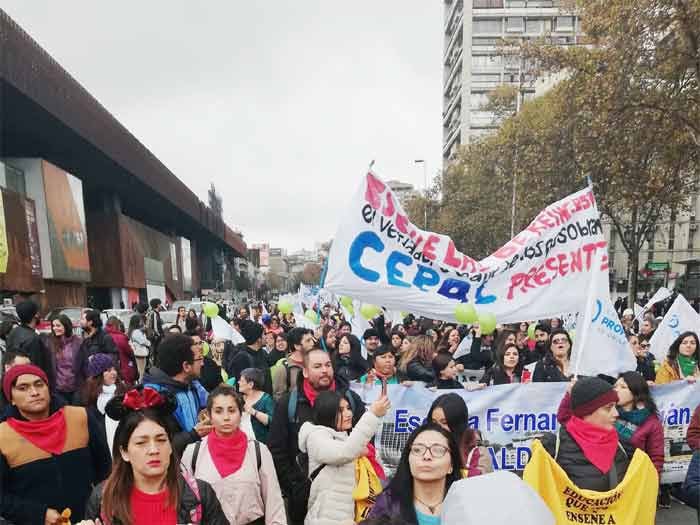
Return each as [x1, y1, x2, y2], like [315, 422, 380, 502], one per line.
[648, 294, 700, 358]
[211, 315, 245, 345]
[570, 242, 636, 377]
[634, 287, 673, 323]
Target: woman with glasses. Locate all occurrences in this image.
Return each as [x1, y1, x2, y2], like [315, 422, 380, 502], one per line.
[297, 390, 390, 524]
[628, 334, 656, 382]
[368, 422, 463, 525]
[532, 329, 572, 383]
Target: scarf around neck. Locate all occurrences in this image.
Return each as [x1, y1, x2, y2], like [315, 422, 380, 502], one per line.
[565, 415, 619, 474]
[97, 383, 117, 415]
[678, 355, 698, 377]
[7, 407, 67, 455]
[207, 429, 248, 478]
[614, 407, 650, 442]
[302, 378, 336, 406]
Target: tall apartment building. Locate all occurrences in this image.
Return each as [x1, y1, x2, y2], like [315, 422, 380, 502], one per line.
[442, 0, 578, 162]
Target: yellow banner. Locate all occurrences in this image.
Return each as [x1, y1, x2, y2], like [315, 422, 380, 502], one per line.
[353, 456, 383, 522]
[0, 192, 8, 274]
[523, 439, 658, 525]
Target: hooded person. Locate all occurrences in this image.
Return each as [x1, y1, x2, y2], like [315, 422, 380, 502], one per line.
[536, 377, 633, 491]
[225, 320, 272, 394]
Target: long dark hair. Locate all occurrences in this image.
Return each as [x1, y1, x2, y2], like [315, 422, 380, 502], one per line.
[494, 343, 522, 374]
[50, 314, 73, 339]
[313, 390, 347, 430]
[101, 391, 180, 525]
[333, 334, 367, 369]
[426, 393, 475, 463]
[127, 314, 143, 339]
[384, 422, 463, 524]
[667, 331, 700, 361]
[618, 371, 658, 415]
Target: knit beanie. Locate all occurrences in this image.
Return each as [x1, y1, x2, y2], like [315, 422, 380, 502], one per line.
[240, 320, 264, 345]
[570, 377, 619, 418]
[3, 364, 48, 401]
[87, 353, 116, 378]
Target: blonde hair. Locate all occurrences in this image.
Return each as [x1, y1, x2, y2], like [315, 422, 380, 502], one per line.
[399, 335, 436, 373]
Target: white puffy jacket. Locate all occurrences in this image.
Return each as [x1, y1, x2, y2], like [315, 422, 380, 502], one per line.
[298, 411, 381, 525]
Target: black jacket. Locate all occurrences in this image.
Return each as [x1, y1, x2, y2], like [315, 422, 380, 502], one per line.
[431, 378, 463, 389]
[75, 329, 119, 386]
[539, 427, 632, 492]
[5, 325, 55, 389]
[199, 356, 223, 392]
[333, 353, 370, 383]
[635, 353, 657, 382]
[0, 400, 111, 524]
[225, 344, 272, 393]
[481, 366, 522, 385]
[532, 355, 570, 383]
[403, 359, 435, 383]
[267, 376, 365, 498]
[455, 336, 493, 370]
[84, 474, 228, 524]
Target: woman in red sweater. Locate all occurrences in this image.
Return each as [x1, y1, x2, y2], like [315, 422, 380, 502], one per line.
[613, 371, 665, 476]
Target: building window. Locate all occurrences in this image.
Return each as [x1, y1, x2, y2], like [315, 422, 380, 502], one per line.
[472, 73, 501, 88]
[471, 54, 501, 68]
[472, 37, 500, 48]
[506, 17, 525, 32]
[1, 162, 26, 196]
[525, 19, 548, 35]
[470, 93, 490, 109]
[473, 0, 504, 7]
[473, 19, 502, 34]
[506, 0, 526, 7]
[555, 16, 575, 31]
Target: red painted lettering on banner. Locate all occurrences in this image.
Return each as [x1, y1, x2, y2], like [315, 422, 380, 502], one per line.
[443, 240, 463, 269]
[422, 235, 440, 261]
[365, 173, 386, 209]
[382, 191, 395, 217]
[395, 213, 409, 234]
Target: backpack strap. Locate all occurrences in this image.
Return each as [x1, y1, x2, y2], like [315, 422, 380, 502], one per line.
[255, 439, 261, 470]
[288, 389, 299, 424]
[191, 440, 202, 475]
[309, 463, 326, 482]
[180, 464, 203, 524]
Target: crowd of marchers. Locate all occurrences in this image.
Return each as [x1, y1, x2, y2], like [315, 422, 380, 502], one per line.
[0, 298, 698, 525]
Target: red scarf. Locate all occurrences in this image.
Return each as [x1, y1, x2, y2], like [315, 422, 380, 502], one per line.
[7, 408, 67, 455]
[302, 378, 336, 406]
[565, 416, 619, 474]
[366, 442, 386, 480]
[207, 429, 248, 478]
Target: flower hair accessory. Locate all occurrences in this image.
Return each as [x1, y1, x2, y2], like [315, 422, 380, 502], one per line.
[122, 387, 164, 411]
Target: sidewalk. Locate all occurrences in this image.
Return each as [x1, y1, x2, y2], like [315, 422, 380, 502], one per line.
[656, 502, 696, 524]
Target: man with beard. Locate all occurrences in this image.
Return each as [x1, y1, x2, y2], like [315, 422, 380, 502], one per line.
[267, 348, 365, 525]
[362, 328, 382, 363]
[523, 323, 550, 365]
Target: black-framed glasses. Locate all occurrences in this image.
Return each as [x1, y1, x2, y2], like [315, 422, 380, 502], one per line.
[409, 443, 449, 458]
[640, 342, 651, 348]
[551, 338, 568, 344]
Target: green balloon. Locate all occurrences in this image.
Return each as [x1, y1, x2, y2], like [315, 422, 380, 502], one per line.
[479, 312, 497, 335]
[527, 323, 537, 340]
[278, 301, 293, 315]
[454, 304, 478, 324]
[305, 309, 318, 324]
[202, 302, 219, 318]
[360, 304, 380, 320]
[340, 296, 353, 309]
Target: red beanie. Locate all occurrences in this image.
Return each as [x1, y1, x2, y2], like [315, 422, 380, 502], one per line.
[2, 364, 48, 401]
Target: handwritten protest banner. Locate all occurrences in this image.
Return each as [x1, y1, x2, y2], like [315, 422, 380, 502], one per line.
[325, 172, 609, 325]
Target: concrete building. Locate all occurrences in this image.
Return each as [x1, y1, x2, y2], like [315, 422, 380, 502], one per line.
[442, 0, 579, 162]
[606, 197, 700, 301]
[386, 180, 419, 205]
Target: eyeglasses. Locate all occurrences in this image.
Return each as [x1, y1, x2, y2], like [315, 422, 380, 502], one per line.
[409, 443, 449, 458]
[551, 338, 568, 344]
[640, 343, 651, 348]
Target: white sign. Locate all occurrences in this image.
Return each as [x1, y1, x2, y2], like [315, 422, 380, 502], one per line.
[325, 172, 609, 324]
[649, 294, 700, 358]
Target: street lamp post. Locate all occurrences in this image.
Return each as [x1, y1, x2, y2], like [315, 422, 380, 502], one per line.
[414, 159, 428, 229]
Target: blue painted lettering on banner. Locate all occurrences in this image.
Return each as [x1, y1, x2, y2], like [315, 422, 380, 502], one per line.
[348, 230, 498, 304]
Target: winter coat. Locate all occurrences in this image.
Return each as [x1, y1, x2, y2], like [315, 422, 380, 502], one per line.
[532, 355, 570, 383]
[298, 411, 380, 525]
[635, 353, 657, 382]
[431, 377, 463, 389]
[333, 354, 369, 383]
[226, 344, 272, 393]
[84, 473, 229, 525]
[75, 328, 119, 386]
[538, 427, 632, 492]
[366, 489, 405, 523]
[199, 356, 225, 392]
[688, 405, 700, 450]
[50, 334, 82, 393]
[142, 367, 208, 455]
[271, 357, 303, 401]
[656, 358, 700, 384]
[105, 325, 137, 384]
[403, 359, 435, 383]
[0, 402, 111, 524]
[680, 451, 700, 510]
[557, 392, 664, 475]
[481, 366, 522, 386]
[455, 336, 493, 370]
[267, 376, 365, 522]
[5, 324, 55, 389]
[182, 436, 287, 525]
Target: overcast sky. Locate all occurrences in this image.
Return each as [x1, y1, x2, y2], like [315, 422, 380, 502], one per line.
[3, 2, 443, 252]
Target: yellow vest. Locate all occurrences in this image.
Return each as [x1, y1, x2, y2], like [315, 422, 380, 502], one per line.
[523, 439, 658, 525]
[353, 456, 383, 522]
